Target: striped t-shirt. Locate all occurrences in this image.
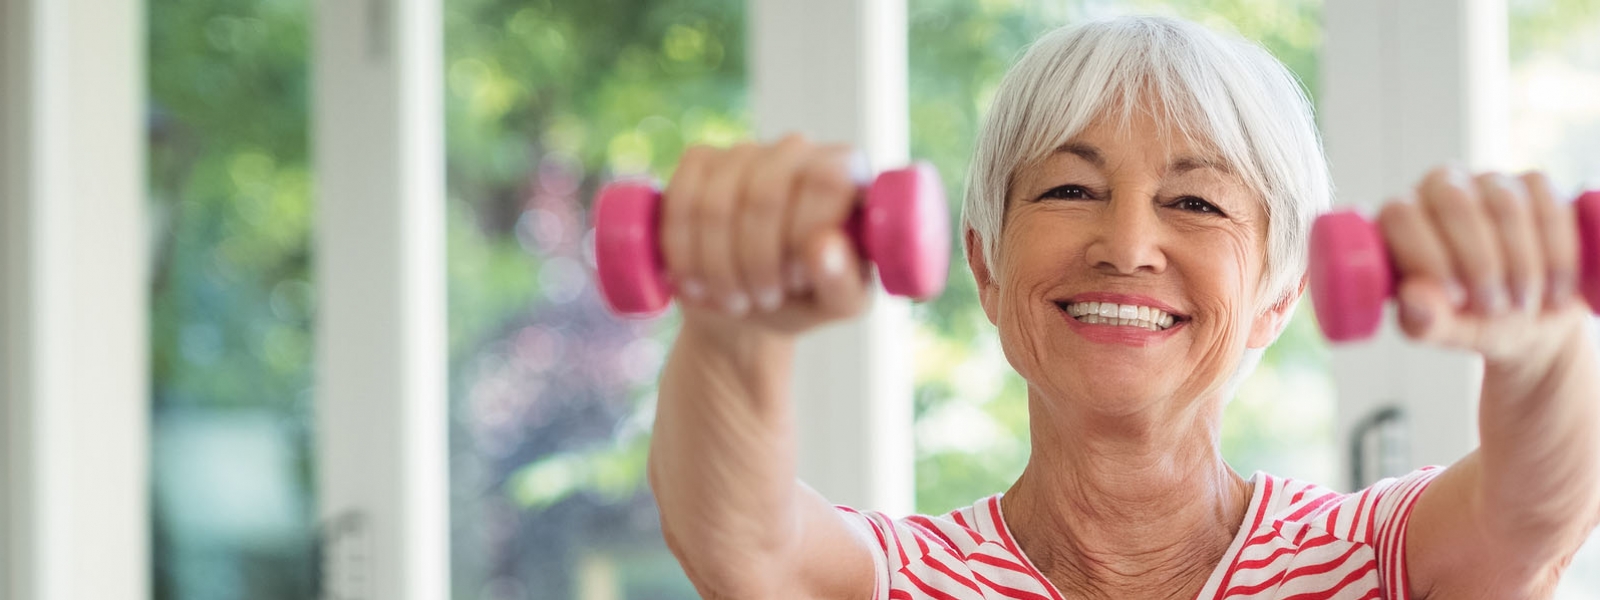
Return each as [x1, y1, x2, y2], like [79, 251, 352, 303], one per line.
[836, 468, 1441, 600]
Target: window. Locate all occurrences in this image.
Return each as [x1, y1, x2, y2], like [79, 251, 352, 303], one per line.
[148, 1, 317, 597]
[1508, 2, 1600, 597]
[443, 0, 745, 596]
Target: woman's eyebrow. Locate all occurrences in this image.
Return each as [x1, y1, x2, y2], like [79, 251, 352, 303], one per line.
[1169, 155, 1234, 176]
[1053, 142, 1104, 168]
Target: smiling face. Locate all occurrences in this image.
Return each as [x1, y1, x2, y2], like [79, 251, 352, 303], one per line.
[969, 108, 1299, 421]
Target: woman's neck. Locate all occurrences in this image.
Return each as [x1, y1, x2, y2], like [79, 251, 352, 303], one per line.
[999, 392, 1252, 600]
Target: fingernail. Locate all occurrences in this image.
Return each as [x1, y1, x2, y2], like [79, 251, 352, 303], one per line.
[1549, 275, 1575, 308]
[1479, 284, 1508, 314]
[723, 293, 749, 316]
[820, 241, 847, 277]
[1511, 282, 1533, 311]
[786, 261, 807, 291]
[847, 149, 872, 184]
[681, 279, 706, 300]
[1402, 294, 1433, 330]
[756, 287, 782, 312]
[1444, 280, 1467, 307]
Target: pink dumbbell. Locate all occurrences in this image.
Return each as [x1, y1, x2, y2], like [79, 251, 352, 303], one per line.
[592, 163, 950, 317]
[1309, 190, 1600, 342]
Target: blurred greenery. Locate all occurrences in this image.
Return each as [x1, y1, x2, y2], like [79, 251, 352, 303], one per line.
[146, 0, 1600, 597]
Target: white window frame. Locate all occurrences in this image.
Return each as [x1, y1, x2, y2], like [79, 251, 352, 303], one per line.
[1321, 0, 1509, 487]
[751, 0, 916, 515]
[2, 0, 150, 598]
[312, 0, 449, 598]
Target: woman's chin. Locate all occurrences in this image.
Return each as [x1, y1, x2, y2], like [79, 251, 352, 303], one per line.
[1044, 368, 1180, 416]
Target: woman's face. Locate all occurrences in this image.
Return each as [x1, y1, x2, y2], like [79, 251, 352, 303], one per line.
[972, 110, 1296, 420]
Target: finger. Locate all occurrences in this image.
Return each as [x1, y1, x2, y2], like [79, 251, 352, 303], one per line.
[1419, 166, 1508, 316]
[1476, 173, 1542, 312]
[801, 229, 870, 320]
[1522, 171, 1579, 310]
[662, 145, 713, 302]
[1396, 278, 1473, 346]
[696, 143, 760, 316]
[737, 134, 810, 312]
[787, 146, 867, 292]
[1379, 198, 1462, 339]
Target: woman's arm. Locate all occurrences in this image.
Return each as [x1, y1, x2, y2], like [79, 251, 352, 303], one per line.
[649, 325, 877, 599]
[645, 138, 880, 599]
[1377, 168, 1600, 598]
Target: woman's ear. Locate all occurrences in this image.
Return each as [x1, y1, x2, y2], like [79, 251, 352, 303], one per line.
[1247, 275, 1306, 349]
[966, 228, 1001, 326]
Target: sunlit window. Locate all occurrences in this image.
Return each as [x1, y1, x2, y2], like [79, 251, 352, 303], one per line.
[148, 0, 317, 596]
[443, 0, 745, 597]
[1507, 2, 1600, 597]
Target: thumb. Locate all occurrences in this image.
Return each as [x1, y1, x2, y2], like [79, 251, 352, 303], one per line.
[1397, 278, 1464, 344]
[804, 230, 871, 320]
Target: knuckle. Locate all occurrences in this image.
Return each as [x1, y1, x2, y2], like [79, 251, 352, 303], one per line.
[776, 131, 810, 150]
[728, 142, 759, 161]
[743, 176, 788, 217]
[691, 195, 733, 225]
[1423, 165, 1467, 191]
[681, 144, 716, 166]
[1519, 170, 1553, 190]
[800, 158, 855, 196]
[1378, 200, 1416, 225]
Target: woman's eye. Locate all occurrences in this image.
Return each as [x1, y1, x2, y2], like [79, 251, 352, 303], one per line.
[1173, 196, 1223, 215]
[1039, 185, 1093, 200]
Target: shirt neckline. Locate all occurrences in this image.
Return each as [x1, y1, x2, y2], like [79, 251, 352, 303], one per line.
[990, 470, 1271, 600]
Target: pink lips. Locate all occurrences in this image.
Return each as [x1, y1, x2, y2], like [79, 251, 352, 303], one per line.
[1056, 292, 1188, 347]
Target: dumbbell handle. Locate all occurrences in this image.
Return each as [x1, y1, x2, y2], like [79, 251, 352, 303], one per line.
[1309, 190, 1600, 342]
[592, 163, 950, 317]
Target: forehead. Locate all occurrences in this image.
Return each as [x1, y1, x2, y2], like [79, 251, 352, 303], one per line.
[1015, 106, 1242, 184]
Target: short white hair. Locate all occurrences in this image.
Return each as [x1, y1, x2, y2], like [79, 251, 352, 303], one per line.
[962, 15, 1332, 310]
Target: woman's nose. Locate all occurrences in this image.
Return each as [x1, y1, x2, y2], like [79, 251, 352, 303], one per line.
[1084, 196, 1166, 275]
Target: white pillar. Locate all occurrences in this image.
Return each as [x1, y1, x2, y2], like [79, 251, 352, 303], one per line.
[750, 0, 916, 515]
[1, 0, 150, 597]
[1321, 0, 1508, 487]
[313, 0, 448, 598]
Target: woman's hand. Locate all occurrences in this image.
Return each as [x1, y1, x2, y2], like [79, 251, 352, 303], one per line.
[1377, 166, 1591, 366]
[648, 134, 882, 599]
[663, 134, 874, 348]
[1388, 166, 1600, 598]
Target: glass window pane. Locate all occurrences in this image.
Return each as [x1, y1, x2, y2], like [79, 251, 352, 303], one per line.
[907, 0, 1332, 516]
[443, 1, 745, 597]
[148, 0, 317, 597]
[1508, 2, 1600, 597]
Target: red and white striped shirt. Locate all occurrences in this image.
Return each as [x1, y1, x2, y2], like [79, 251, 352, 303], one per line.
[836, 468, 1441, 600]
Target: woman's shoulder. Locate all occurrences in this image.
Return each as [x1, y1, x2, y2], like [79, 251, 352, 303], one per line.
[1252, 467, 1444, 546]
[835, 493, 1009, 558]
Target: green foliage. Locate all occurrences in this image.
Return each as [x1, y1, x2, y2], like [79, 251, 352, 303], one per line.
[1511, 0, 1600, 60]
[149, 0, 1600, 595]
[149, 0, 313, 410]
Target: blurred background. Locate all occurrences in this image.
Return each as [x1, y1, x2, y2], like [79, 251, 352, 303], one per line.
[5, 0, 1599, 598]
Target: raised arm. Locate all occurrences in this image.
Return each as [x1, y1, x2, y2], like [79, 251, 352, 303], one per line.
[1375, 167, 1600, 598]
[645, 136, 879, 599]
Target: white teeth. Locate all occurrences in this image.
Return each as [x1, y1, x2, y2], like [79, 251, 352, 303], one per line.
[1062, 301, 1177, 331]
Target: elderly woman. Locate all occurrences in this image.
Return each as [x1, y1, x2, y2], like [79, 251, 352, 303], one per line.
[646, 15, 1600, 600]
